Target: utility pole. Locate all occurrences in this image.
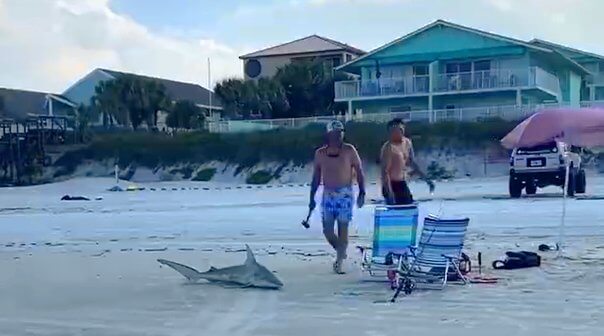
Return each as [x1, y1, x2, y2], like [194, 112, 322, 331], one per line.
[208, 57, 212, 121]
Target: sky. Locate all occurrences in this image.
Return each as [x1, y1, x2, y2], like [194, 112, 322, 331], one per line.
[0, 0, 603, 94]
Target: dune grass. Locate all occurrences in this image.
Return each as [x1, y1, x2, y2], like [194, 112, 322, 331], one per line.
[53, 119, 517, 175]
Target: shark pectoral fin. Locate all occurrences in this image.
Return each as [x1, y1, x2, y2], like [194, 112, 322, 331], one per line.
[244, 245, 258, 267]
[157, 259, 201, 282]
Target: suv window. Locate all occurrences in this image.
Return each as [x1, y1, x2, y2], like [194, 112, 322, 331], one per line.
[517, 142, 558, 155]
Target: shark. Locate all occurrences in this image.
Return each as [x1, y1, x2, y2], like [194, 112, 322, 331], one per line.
[157, 245, 284, 289]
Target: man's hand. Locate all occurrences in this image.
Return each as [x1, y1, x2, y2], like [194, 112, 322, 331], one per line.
[357, 191, 365, 208]
[426, 179, 435, 194]
[309, 199, 317, 211]
[384, 188, 395, 205]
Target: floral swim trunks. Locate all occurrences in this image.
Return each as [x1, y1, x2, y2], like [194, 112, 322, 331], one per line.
[321, 186, 354, 223]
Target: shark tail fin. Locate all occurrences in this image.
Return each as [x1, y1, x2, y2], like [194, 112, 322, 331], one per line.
[244, 244, 257, 267]
[157, 259, 202, 282]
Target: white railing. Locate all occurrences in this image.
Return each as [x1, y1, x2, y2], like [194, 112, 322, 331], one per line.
[335, 75, 429, 99]
[353, 110, 432, 123]
[207, 115, 343, 133]
[580, 100, 604, 108]
[335, 66, 561, 99]
[432, 105, 536, 122]
[433, 69, 526, 92]
[208, 104, 575, 133]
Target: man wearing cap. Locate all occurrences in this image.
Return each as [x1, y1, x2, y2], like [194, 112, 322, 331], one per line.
[309, 120, 366, 274]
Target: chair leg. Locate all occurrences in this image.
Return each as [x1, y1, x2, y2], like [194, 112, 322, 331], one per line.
[452, 262, 468, 285]
[391, 278, 404, 302]
[442, 260, 450, 289]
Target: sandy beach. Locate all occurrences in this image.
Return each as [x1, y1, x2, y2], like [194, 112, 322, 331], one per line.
[1, 177, 604, 335]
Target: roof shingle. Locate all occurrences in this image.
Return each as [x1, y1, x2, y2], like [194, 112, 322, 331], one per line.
[98, 69, 222, 108]
[0, 88, 49, 120]
[239, 35, 365, 59]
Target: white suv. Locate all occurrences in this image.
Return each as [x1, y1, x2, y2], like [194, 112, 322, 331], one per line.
[509, 141, 586, 198]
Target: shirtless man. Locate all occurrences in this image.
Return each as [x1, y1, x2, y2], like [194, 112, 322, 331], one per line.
[309, 120, 365, 274]
[380, 118, 434, 205]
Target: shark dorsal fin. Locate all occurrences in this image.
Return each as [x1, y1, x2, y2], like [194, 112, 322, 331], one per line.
[209, 266, 218, 271]
[245, 245, 257, 267]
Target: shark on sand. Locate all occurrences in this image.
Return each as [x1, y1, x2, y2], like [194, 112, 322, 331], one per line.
[157, 245, 284, 289]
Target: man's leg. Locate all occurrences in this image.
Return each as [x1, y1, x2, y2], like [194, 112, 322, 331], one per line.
[322, 214, 339, 252]
[400, 181, 414, 204]
[336, 219, 349, 261]
[392, 181, 413, 205]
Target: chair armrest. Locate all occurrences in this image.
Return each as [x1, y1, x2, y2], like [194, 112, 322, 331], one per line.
[356, 245, 372, 252]
[442, 254, 461, 260]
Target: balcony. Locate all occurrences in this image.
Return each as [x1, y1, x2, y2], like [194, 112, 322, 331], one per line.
[335, 76, 429, 100]
[335, 66, 561, 100]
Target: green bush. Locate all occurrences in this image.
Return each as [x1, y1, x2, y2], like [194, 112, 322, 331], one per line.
[52, 120, 517, 172]
[246, 170, 274, 185]
[192, 168, 217, 181]
[426, 161, 456, 181]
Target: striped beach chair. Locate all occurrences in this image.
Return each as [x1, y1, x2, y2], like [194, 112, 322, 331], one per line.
[391, 216, 469, 302]
[358, 205, 419, 287]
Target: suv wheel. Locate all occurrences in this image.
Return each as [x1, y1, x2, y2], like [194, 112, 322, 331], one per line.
[575, 169, 586, 194]
[509, 175, 522, 198]
[566, 169, 576, 197]
[526, 183, 537, 195]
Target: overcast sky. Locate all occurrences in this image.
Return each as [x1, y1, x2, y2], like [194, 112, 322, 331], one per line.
[1, 0, 602, 93]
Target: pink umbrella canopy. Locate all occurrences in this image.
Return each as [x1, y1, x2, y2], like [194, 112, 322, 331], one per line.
[501, 108, 604, 149]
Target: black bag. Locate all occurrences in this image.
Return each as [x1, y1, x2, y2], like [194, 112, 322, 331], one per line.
[445, 252, 471, 281]
[493, 251, 541, 270]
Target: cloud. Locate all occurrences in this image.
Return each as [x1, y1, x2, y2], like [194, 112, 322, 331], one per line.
[2, 0, 603, 95]
[0, 0, 242, 93]
[224, 0, 604, 58]
[481, 0, 603, 53]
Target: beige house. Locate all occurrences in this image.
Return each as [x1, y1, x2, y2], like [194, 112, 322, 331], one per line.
[239, 35, 365, 80]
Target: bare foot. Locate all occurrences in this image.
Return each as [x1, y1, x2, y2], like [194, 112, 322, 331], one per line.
[333, 260, 345, 274]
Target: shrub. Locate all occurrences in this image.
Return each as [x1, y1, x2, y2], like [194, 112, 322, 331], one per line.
[426, 161, 456, 181]
[192, 168, 217, 181]
[52, 120, 517, 173]
[246, 170, 274, 185]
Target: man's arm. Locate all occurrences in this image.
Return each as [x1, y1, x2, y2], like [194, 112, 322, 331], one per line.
[380, 142, 393, 197]
[350, 145, 366, 208]
[407, 140, 435, 192]
[407, 139, 427, 179]
[350, 145, 365, 194]
[309, 149, 322, 209]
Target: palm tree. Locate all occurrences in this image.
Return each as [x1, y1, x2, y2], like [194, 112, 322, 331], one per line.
[144, 81, 171, 128]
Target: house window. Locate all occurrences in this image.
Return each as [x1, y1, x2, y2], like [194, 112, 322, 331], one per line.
[596, 87, 604, 100]
[598, 62, 604, 73]
[446, 62, 472, 74]
[413, 64, 429, 76]
[474, 60, 491, 72]
[332, 57, 341, 68]
[346, 54, 353, 62]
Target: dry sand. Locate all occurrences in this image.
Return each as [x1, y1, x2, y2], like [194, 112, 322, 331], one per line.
[1, 177, 604, 335]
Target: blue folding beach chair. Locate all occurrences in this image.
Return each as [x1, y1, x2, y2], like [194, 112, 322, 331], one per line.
[391, 216, 469, 302]
[357, 205, 419, 288]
